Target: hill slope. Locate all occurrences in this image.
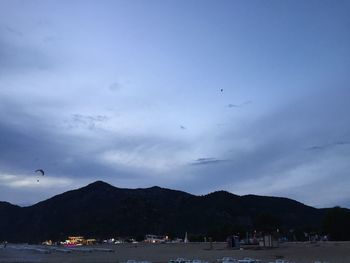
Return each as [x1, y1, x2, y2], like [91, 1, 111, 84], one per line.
[0, 181, 331, 242]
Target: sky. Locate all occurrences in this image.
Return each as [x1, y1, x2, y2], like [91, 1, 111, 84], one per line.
[0, 0, 349, 208]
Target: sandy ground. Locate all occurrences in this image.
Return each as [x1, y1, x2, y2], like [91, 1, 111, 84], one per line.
[1, 242, 350, 263]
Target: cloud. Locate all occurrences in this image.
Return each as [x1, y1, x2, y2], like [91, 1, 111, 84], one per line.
[109, 82, 121, 92]
[0, 172, 73, 189]
[1, 76, 349, 207]
[69, 114, 109, 130]
[4, 26, 23, 37]
[307, 145, 325, 151]
[190, 157, 226, 165]
[229, 152, 350, 208]
[0, 38, 53, 74]
[181, 86, 350, 207]
[99, 138, 192, 174]
[334, 141, 350, 145]
[227, 100, 252, 108]
[307, 141, 350, 151]
[0, 171, 84, 206]
[42, 36, 57, 43]
[0, 99, 115, 177]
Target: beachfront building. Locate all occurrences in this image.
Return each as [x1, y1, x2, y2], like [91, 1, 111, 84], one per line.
[144, 234, 169, 243]
[86, 238, 97, 245]
[64, 236, 85, 246]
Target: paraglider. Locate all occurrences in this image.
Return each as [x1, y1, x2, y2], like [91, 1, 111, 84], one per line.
[35, 169, 45, 182]
[35, 169, 45, 175]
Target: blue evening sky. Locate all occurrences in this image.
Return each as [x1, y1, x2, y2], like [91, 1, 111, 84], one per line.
[0, 0, 349, 207]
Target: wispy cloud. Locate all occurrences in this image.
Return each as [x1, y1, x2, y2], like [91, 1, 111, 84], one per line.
[307, 141, 350, 151]
[109, 82, 121, 92]
[0, 172, 73, 189]
[191, 157, 226, 165]
[99, 140, 192, 174]
[0, 38, 54, 74]
[227, 101, 252, 108]
[70, 114, 109, 130]
[4, 26, 23, 37]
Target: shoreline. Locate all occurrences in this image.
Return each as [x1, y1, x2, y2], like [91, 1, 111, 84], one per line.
[1, 242, 350, 263]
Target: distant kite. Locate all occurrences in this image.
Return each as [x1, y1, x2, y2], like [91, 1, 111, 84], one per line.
[220, 89, 223, 92]
[180, 125, 186, 130]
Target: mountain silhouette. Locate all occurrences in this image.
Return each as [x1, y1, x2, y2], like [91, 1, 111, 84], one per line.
[0, 181, 345, 242]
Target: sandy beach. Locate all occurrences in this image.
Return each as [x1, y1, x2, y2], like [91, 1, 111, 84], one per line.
[1, 242, 350, 263]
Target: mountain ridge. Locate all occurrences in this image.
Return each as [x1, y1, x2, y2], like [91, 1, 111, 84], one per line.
[0, 180, 348, 242]
[0, 181, 317, 208]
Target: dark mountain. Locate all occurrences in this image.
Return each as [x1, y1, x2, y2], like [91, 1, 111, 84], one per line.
[0, 201, 20, 211]
[0, 181, 345, 242]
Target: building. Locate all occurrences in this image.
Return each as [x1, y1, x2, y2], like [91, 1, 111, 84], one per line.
[145, 234, 169, 243]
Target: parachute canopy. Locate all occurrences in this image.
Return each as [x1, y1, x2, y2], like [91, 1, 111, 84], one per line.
[35, 169, 45, 176]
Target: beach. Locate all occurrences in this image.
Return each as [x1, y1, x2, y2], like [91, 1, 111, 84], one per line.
[1, 242, 350, 263]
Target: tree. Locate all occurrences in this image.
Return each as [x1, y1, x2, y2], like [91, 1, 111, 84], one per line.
[323, 207, 350, 241]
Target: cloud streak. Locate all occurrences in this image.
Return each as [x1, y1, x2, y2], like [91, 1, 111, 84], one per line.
[190, 158, 226, 165]
[0, 38, 53, 75]
[227, 101, 252, 108]
[307, 141, 350, 151]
